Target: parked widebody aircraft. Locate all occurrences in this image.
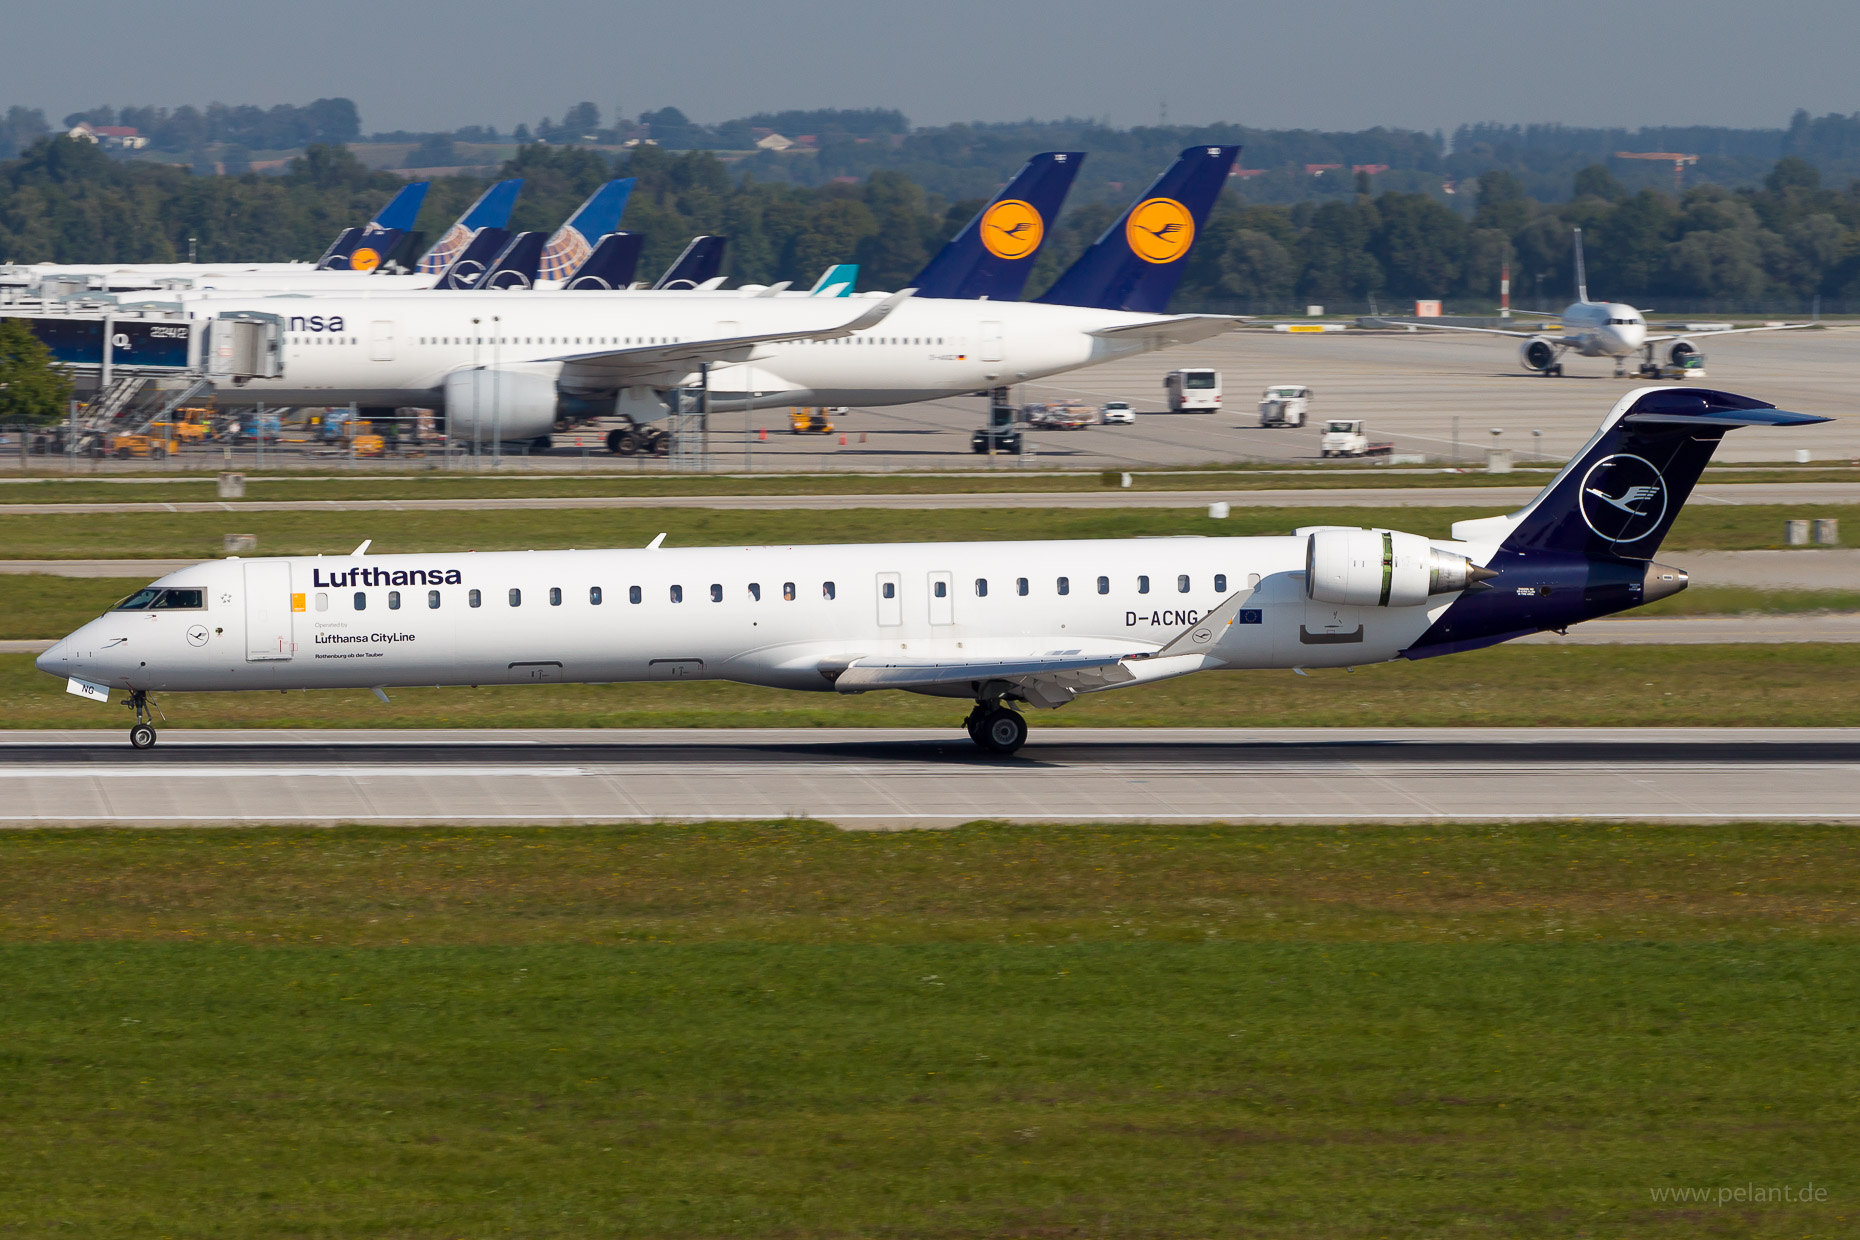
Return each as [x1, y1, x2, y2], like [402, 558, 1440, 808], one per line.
[1377, 228, 1815, 376]
[0, 182, 430, 289]
[39, 387, 1825, 752]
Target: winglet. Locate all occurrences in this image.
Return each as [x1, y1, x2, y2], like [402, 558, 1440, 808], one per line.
[840, 288, 916, 334]
[351, 540, 372, 556]
[646, 533, 666, 550]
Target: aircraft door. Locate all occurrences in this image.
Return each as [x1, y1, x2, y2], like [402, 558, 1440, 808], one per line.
[876, 572, 902, 626]
[369, 320, 395, 361]
[979, 321, 1004, 362]
[927, 571, 954, 625]
[243, 561, 296, 661]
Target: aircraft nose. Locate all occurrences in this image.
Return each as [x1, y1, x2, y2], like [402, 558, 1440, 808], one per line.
[35, 639, 68, 676]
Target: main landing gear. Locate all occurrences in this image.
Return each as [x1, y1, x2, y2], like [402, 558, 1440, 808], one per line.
[126, 690, 158, 749]
[964, 704, 1028, 755]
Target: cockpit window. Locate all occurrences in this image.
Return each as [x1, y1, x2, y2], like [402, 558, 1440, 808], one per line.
[115, 587, 204, 611]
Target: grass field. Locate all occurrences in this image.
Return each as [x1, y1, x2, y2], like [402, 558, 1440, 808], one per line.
[0, 502, 1854, 560]
[11, 642, 1860, 729]
[1, 821, 1852, 1237]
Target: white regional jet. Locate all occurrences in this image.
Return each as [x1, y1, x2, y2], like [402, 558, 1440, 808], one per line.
[37, 387, 1825, 753]
[1379, 229, 1816, 377]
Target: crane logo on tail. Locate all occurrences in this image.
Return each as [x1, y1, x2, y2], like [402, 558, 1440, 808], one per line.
[1579, 454, 1668, 543]
[349, 247, 381, 273]
[980, 200, 1044, 260]
[1126, 197, 1195, 263]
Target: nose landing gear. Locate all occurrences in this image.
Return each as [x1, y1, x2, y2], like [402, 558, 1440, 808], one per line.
[126, 690, 159, 749]
[964, 704, 1028, 755]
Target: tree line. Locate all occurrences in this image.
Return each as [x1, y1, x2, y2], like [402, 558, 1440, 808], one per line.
[3, 134, 1858, 312]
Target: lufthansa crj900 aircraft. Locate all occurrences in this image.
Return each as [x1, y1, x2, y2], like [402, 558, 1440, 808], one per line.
[38, 388, 1824, 752]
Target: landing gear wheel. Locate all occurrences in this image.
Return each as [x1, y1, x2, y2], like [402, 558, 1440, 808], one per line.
[971, 706, 1028, 755]
[130, 722, 156, 749]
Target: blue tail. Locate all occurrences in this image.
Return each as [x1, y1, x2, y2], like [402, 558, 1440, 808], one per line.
[417, 179, 524, 274]
[653, 236, 728, 289]
[314, 182, 428, 269]
[539, 178, 635, 282]
[316, 226, 410, 272]
[910, 151, 1084, 300]
[476, 231, 549, 289]
[1405, 387, 1831, 658]
[431, 227, 511, 290]
[1035, 145, 1240, 313]
[809, 263, 858, 296]
[370, 181, 428, 232]
[562, 232, 643, 290]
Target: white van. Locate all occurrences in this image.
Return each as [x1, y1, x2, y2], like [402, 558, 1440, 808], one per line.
[1258, 384, 1311, 428]
[1163, 368, 1221, 413]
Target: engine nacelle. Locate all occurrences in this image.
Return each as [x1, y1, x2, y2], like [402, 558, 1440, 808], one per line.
[1519, 336, 1559, 372]
[1305, 528, 1490, 608]
[1665, 338, 1701, 367]
[442, 369, 613, 443]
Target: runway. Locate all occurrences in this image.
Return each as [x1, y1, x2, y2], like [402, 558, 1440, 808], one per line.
[4, 727, 1856, 826]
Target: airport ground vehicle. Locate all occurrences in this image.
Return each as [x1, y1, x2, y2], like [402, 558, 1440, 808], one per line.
[604, 417, 670, 456]
[111, 432, 180, 459]
[1100, 401, 1134, 424]
[1025, 401, 1095, 430]
[1319, 419, 1393, 458]
[1164, 368, 1222, 413]
[970, 426, 1024, 454]
[790, 407, 836, 434]
[1258, 384, 1311, 427]
[41, 388, 1823, 753]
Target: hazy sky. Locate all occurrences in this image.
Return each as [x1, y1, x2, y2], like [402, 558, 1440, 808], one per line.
[6, 0, 1854, 136]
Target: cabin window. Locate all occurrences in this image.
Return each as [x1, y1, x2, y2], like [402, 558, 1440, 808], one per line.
[1017, 577, 1029, 596]
[388, 591, 401, 610]
[1178, 575, 1191, 593]
[783, 582, 796, 601]
[1215, 574, 1228, 592]
[314, 592, 328, 612]
[822, 581, 836, 600]
[882, 582, 896, 599]
[590, 586, 602, 605]
[670, 585, 683, 603]
[428, 589, 440, 609]
[469, 589, 481, 608]
[629, 585, 642, 604]
[933, 580, 947, 598]
[1056, 576, 1070, 596]
[748, 583, 761, 601]
[549, 587, 562, 606]
[975, 578, 988, 597]
[509, 588, 521, 607]
[710, 584, 723, 603]
[1097, 576, 1110, 595]
[354, 592, 366, 611]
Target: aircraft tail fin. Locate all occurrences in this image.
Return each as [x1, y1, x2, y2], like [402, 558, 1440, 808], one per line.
[431, 226, 511, 289]
[562, 232, 643, 290]
[370, 181, 428, 232]
[1573, 227, 1589, 304]
[653, 235, 728, 289]
[809, 263, 858, 296]
[417, 179, 524, 274]
[1035, 145, 1239, 313]
[909, 151, 1084, 300]
[539, 178, 634, 282]
[314, 182, 429, 269]
[476, 231, 549, 290]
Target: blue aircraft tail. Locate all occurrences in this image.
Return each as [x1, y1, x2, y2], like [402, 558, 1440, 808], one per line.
[314, 182, 428, 270]
[539, 178, 635, 283]
[431, 227, 511, 290]
[910, 151, 1084, 300]
[653, 236, 728, 290]
[417, 179, 524, 274]
[1405, 387, 1830, 658]
[562, 232, 643, 290]
[1035, 145, 1240, 313]
[476, 232, 549, 289]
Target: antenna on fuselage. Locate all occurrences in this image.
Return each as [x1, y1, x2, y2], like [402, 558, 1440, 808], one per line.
[1572, 227, 1590, 304]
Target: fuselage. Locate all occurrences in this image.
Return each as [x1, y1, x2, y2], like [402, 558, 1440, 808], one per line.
[37, 537, 1445, 697]
[1560, 300, 1647, 357]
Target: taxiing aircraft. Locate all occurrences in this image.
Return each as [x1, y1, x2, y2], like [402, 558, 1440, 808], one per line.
[38, 387, 1825, 752]
[1376, 228, 1816, 376]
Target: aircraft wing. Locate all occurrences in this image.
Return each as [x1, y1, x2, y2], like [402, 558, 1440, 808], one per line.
[1365, 317, 1561, 340]
[1643, 322, 1820, 345]
[1087, 314, 1247, 348]
[554, 289, 912, 386]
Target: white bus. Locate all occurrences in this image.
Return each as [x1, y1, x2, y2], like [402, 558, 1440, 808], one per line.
[1164, 368, 1222, 413]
